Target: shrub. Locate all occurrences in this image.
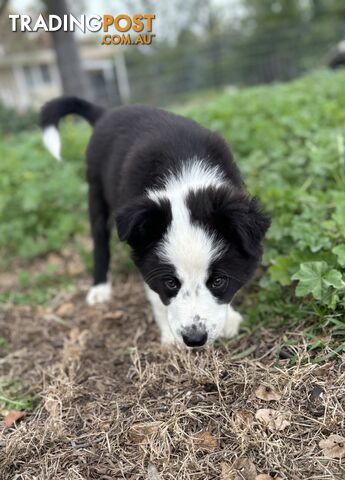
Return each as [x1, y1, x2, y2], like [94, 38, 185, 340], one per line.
[0, 103, 37, 136]
[0, 121, 91, 264]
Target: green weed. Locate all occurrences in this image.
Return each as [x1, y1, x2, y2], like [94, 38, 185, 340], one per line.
[0, 122, 91, 266]
[0, 379, 36, 412]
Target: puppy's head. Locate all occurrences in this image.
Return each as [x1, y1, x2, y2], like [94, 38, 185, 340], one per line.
[116, 186, 270, 347]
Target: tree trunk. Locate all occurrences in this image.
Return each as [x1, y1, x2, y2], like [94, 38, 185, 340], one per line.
[0, 0, 10, 17]
[43, 0, 92, 99]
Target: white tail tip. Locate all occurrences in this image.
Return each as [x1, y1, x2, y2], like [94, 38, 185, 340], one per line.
[42, 126, 61, 161]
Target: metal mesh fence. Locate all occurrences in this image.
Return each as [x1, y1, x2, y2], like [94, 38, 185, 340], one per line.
[122, 18, 345, 105]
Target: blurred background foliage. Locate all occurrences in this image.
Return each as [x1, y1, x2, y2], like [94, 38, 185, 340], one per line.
[1, 0, 345, 128]
[124, 0, 345, 104]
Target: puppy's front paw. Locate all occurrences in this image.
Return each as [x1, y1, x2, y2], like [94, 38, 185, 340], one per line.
[86, 282, 112, 306]
[223, 308, 243, 339]
[160, 327, 176, 346]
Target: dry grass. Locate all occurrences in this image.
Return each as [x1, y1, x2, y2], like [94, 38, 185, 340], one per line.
[0, 276, 344, 480]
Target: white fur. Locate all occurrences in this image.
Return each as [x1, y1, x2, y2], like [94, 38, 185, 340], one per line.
[148, 160, 226, 271]
[223, 306, 243, 338]
[145, 280, 242, 346]
[42, 126, 61, 161]
[146, 160, 241, 346]
[144, 284, 174, 344]
[86, 282, 112, 305]
[147, 159, 226, 201]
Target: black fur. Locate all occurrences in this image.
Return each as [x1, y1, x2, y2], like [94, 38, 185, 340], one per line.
[116, 197, 172, 252]
[187, 186, 270, 303]
[40, 96, 104, 128]
[186, 186, 270, 257]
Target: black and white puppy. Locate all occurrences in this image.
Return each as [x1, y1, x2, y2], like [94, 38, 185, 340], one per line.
[40, 97, 270, 348]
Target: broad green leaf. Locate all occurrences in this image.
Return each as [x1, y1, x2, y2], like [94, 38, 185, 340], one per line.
[292, 261, 344, 301]
[323, 269, 344, 289]
[269, 256, 294, 286]
[332, 244, 345, 267]
[332, 204, 345, 237]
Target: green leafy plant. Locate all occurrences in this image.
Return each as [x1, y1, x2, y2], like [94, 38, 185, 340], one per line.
[0, 379, 36, 412]
[292, 261, 344, 307]
[0, 121, 91, 266]
[0, 102, 37, 136]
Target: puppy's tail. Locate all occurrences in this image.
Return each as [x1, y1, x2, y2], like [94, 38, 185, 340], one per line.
[40, 96, 105, 161]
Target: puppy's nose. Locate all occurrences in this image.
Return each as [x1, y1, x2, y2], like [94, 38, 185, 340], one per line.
[182, 330, 208, 347]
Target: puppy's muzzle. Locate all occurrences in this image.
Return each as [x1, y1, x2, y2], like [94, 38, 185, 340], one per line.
[182, 324, 208, 347]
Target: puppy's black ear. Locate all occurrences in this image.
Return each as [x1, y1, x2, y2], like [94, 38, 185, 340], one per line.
[214, 190, 270, 257]
[115, 197, 172, 250]
[188, 186, 270, 257]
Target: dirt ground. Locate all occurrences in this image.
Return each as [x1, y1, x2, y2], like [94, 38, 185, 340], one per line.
[0, 270, 344, 480]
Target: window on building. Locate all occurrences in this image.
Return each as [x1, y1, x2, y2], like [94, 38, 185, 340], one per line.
[40, 64, 51, 84]
[23, 66, 34, 87]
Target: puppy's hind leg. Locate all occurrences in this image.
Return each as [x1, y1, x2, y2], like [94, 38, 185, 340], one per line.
[86, 183, 112, 305]
[144, 284, 175, 345]
[222, 305, 243, 339]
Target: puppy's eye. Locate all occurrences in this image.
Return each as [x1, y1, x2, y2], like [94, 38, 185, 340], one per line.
[164, 277, 180, 291]
[210, 276, 227, 289]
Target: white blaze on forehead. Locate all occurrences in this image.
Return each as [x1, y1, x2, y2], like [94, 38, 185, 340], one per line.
[161, 195, 218, 281]
[148, 159, 225, 198]
[147, 160, 226, 281]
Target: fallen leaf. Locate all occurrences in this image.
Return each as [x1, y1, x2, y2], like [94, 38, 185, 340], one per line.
[221, 460, 263, 480]
[104, 310, 125, 321]
[55, 302, 75, 317]
[255, 409, 290, 431]
[232, 458, 257, 480]
[319, 434, 345, 459]
[129, 421, 163, 443]
[147, 464, 162, 480]
[255, 385, 281, 401]
[234, 409, 254, 428]
[313, 363, 333, 377]
[4, 410, 25, 428]
[192, 430, 219, 451]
